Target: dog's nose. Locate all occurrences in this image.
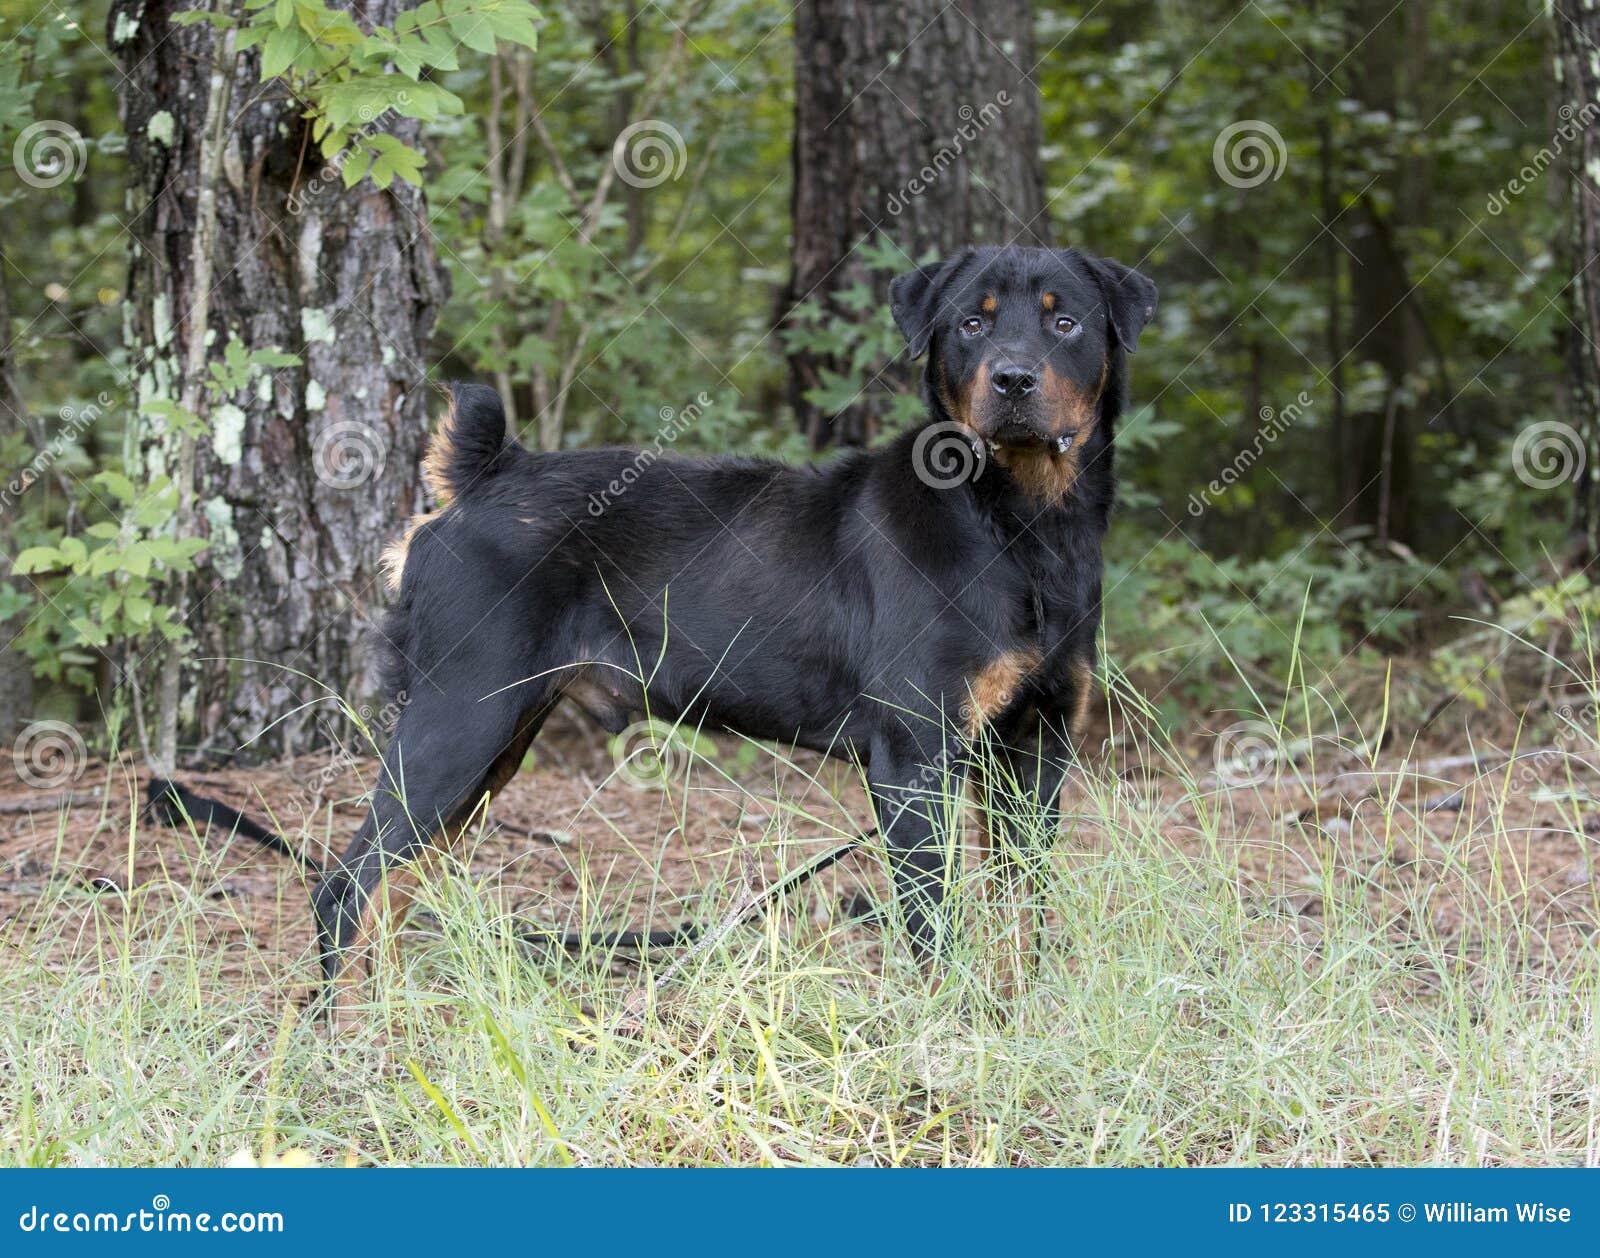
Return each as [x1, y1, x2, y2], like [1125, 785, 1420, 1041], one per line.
[991, 364, 1038, 397]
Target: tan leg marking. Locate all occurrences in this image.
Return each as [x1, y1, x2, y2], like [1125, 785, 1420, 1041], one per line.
[962, 649, 1041, 739]
[1070, 658, 1096, 746]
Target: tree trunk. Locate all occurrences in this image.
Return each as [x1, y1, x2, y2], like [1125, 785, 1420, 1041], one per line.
[783, 0, 1045, 449]
[1556, 0, 1600, 557]
[0, 261, 33, 738]
[110, 0, 447, 763]
[1340, 0, 1424, 545]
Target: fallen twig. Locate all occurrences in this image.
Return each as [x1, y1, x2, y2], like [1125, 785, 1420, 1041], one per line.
[0, 790, 102, 813]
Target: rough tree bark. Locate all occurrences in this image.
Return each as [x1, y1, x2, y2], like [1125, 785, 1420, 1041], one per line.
[1555, 0, 1600, 558]
[1340, 0, 1428, 547]
[0, 262, 33, 737]
[783, 0, 1045, 449]
[110, 0, 447, 762]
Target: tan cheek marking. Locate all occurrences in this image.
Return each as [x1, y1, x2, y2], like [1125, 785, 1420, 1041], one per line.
[939, 358, 990, 431]
[992, 355, 1111, 505]
[1039, 367, 1099, 436]
[963, 649, 1042, 738]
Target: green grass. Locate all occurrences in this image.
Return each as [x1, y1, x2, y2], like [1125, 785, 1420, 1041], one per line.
[3, 673, 1598, 1167]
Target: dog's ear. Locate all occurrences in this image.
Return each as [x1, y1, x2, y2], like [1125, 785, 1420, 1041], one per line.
[888, 262, 942, 358]
[1085, 255, 1158, 353]
[888, 248, 971, 358]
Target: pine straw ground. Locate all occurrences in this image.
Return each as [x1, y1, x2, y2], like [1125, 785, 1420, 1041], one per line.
[1, 699, 1597, 1166]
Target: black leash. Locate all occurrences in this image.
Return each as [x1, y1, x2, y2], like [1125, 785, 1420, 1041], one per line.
[146, 777, 872, 951]
[145, 777, 325, 876]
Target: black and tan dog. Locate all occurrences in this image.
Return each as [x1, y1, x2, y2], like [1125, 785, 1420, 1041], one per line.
[313, 244, 1156, 994]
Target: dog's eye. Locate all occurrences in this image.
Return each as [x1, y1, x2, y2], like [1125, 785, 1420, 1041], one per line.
[1054, 315, 1077, 334]
[960, 317, 983, 337]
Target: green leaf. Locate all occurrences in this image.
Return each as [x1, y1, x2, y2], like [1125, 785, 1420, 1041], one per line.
[261, 25, 301, 77]
[95, 470, 137, 502]
[449, 12, 497, 55]
[122, 542, 153, 578]
[368, 139, 424, 188]
[341, 146, 374, 188]
[13, 546, 62, 574]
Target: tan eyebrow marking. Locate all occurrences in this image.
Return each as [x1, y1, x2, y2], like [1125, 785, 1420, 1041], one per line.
[980, 294, 997, 314]
[1041, 292, 1056, 311]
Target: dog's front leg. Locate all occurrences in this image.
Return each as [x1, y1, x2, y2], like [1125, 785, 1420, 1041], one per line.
[973, 710, 1074, 1000]
[866, 734, 966, 972]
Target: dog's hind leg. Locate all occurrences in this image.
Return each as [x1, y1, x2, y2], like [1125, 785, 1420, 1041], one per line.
[312, 688, 551, 1009]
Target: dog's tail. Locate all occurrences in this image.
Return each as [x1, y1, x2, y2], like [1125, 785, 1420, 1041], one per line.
[422, 382, 512, 505]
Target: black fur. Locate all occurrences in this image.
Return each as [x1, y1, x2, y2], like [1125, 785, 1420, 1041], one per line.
[315, 244, 1156, 990]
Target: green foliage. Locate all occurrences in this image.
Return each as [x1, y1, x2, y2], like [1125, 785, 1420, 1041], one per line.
[207, 338, 301, 396]
[430, 0, 799, 455]
[780, 237, 924, 430]
[1036, 0, 1558, 558]
[1103, 527, 1449, 721]
[8, 336, 297, 692]
[12, 475, 206, 683]
[177, 0, 540, 185]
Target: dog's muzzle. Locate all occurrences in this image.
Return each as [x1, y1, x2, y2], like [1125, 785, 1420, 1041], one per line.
[984, 420, 1077, 455]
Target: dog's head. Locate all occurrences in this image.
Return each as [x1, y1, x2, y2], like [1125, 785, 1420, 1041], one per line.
[890, 245, 1156, 498]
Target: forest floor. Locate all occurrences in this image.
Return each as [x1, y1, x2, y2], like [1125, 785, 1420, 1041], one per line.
[2, 699, 1598, 1166]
